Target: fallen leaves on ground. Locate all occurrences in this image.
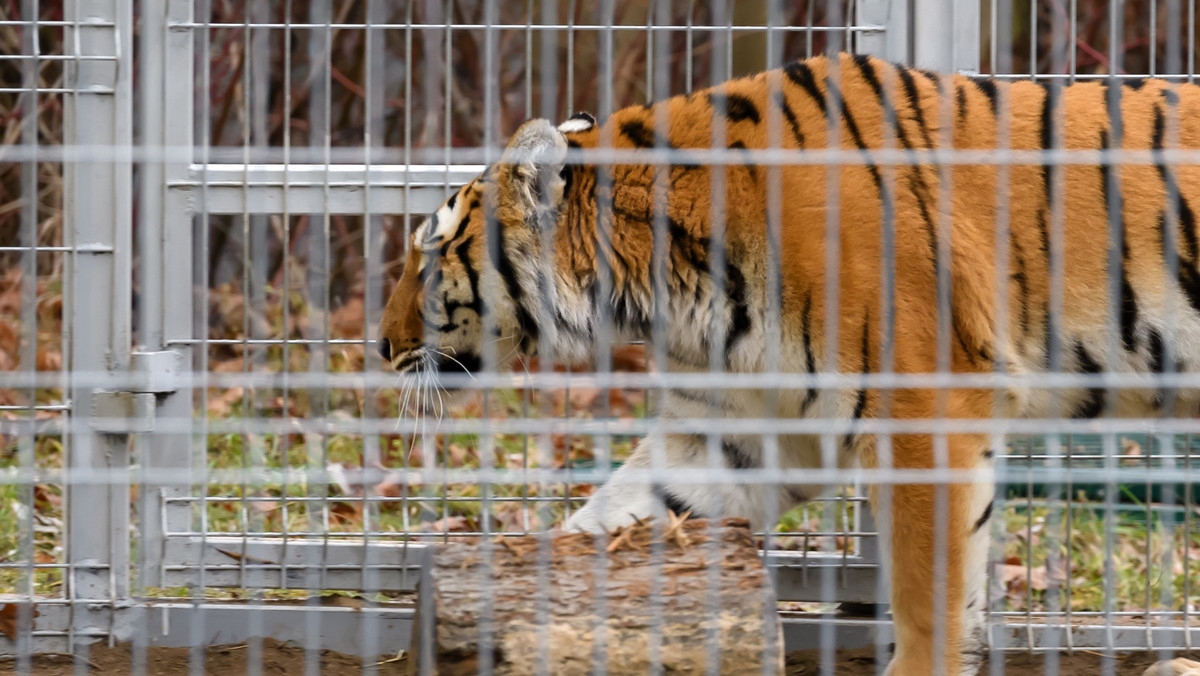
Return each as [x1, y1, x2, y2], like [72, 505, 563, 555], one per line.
[0, 602, 38, 639]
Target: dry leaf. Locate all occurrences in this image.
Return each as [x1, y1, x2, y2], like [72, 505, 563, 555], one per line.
[32, 485, 60, 509]
[331, 298, 365, 339]
[330, 501, 361, 524]
[422, 516, 470, 533]
[1122, 438, 1145, 466]
[0, 603, 38, 640]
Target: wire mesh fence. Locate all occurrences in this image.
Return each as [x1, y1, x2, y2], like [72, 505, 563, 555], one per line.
[1, 0, 1200, 674]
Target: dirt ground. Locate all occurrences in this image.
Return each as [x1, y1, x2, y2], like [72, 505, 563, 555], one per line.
[0, 641, 1180, 674]
[785, 646, 1172, 675]
[0, 638, 408, 675]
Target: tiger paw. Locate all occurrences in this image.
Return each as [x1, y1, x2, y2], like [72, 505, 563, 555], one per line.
[1145, 658, 1200, 676]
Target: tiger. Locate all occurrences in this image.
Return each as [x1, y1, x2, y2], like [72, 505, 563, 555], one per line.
[377, 52, 1200, 675]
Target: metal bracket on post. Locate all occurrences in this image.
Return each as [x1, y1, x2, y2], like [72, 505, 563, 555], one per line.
[90, 391, 155, 434]
[89, 350, 181, 434]
[130, 349, 181, 394]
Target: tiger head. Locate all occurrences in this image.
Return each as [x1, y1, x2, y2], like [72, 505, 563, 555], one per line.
[377, 114, 597, 383]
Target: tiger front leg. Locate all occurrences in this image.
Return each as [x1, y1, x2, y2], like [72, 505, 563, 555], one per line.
[562, 433, 777, 533]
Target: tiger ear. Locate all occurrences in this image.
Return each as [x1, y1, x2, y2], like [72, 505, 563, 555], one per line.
[498, 119, 568, 229]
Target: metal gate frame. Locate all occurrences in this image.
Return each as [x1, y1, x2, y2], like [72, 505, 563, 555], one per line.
[136, 0, 917, 654]
[25, 0, 1180, 659]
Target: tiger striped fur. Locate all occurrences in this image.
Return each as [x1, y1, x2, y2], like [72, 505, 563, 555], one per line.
[378, 53, 1200, 675]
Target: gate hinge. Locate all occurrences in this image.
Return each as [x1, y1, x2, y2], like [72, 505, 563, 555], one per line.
[89, 350, 182, 434]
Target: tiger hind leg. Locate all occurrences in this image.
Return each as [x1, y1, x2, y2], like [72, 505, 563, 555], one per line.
[875, 429, 994, 676]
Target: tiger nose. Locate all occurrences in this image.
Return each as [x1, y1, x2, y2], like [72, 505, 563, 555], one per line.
[378, 338, 392, 362]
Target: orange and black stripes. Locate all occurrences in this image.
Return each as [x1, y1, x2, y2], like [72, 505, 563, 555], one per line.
[380, 54, 1200, 676]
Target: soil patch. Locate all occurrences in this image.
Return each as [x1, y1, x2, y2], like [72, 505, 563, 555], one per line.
[0, 638, 407, 675]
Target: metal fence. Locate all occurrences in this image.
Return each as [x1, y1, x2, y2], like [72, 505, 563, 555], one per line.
[1, 0, 1200, 673]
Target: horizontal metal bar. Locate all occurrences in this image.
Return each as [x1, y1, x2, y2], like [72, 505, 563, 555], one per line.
[14, 366, 1200, 391]
[173, 164, 480, 215]
[166, 22, 887, 32]
[12, 146, 1200, 166]
[783, 614, 1200, 654]
[0, 464, 1190, 492]
[168, 338, 377, 346]
[186, 163, 484, 186]
[0, 20, 113, 27]
[156, 531, 870, 545]
[47, 414, 1200, 439]
[781, 613, 893, 652]
[990, 621, 1200, 652]
[0, 601, 413, 658]
[155, 536, 429, 591]
[0, 88, 86, 94]
[165, 494, 863, 505]
[0, 54, 116, 61]
[155, 536, 876, 603]
[4, 603, 1196, 657]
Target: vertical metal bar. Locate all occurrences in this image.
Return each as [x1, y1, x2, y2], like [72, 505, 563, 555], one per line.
[1070, 0, 1079, 78]
[989, 2, 1016, 674]
[191, 0, 213, 670]
[278, 0, 295, 599]
[136, 0, 195, 672]
[645, 8, 673, 671]
[63, 0, 134, 653]
[1161, 0, 1187, 663]
[685, 0, 694, 92]
[567, 0, 577, 114]
[1040, 4, 1071, 671]
[1102, 2, 1125, 664]
[304, 3, 334, 674]
[856, 0, 906, 62]
[1191, 0, 1197, 81]
[585, 1, 616, 671]
[819, 2, 843, 672]
[913, 0, 980, 72]
[245, 5, 271, 673]
[476, 4, 501, 672]
[437, 0, 454, 546]
[1187, 434, 1196, 653]
[708, 5, 732, 670]
[16, 0, 40, 670]
[398, 0, 414, 560]
[533, 2, 561, 672]
[361, 0, 386, 666]
[1151, 0, 1158, 76]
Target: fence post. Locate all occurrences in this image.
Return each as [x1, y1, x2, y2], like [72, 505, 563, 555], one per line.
[911, 0, 981, 73]
[134, 0, 196, 593]
[63, 0, 134, 647]
[856, 0, 911, 64]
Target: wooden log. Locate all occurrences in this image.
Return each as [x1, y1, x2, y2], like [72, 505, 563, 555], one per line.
[408, 516, 783, 675]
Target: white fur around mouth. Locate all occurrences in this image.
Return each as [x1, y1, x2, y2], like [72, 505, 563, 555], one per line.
[392, 350, 423, 374]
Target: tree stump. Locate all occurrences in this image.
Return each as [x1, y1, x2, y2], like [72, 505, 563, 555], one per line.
[408, 517, 783, 675]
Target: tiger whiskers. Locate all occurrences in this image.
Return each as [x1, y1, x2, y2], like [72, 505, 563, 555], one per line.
[429, 348, 479, 382]
[395, 375, 414, 432]
[421, 352, 448, 432]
